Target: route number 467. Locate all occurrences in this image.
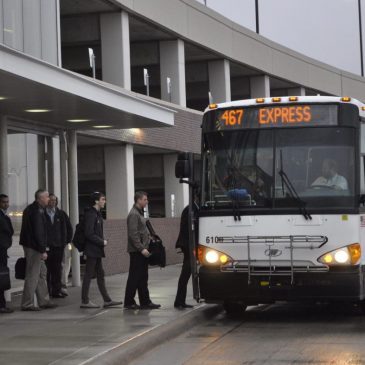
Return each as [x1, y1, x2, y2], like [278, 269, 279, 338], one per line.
[206, 236, 220, 244]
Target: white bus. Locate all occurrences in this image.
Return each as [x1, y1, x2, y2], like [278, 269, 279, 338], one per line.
[176, 96, 365, 313]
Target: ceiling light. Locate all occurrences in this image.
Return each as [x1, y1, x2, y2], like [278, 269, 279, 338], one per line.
[0, 97, 8, 101]
[93, 125, 113, 129]
[25, 109, 51, 113]
[67, 119, 91, 123]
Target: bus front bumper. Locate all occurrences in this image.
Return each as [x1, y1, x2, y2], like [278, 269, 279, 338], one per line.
[199, 266, 365, 304]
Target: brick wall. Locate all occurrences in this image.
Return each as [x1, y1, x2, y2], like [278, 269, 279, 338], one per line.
[102, 217, 182, 275]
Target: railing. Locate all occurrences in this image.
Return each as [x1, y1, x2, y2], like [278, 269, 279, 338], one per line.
[218, 235, 328, 285]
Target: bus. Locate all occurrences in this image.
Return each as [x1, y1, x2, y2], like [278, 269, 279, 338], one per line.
[176, 96, 365, 313]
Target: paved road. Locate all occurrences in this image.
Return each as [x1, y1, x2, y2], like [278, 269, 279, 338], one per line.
[131, 302, 365, 365]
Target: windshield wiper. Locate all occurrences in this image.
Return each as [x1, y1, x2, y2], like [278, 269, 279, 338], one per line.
[279, 150, 312, 220]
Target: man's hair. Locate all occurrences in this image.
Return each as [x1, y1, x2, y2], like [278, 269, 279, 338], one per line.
[0, 194, 8, 201]
[35, 189, 47, 200]
[49, 193, 58, 204]
[90, 192, 106, 206]
[134, 191, 147, 204]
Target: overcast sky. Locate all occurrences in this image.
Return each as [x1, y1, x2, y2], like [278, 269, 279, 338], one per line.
[196, 0, 363, 75]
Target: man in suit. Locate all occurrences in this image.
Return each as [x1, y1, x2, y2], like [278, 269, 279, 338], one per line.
[20, 189, 57, 311]
[0, 194, 14, 313]
[124, 191, 161, 310]
[174, 194, 199, 309]
[45, 194, 73, 298]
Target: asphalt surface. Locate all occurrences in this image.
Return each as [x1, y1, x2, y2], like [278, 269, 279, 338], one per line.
[131, 301, 365, 365]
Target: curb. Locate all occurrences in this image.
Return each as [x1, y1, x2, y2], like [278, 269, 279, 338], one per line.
[80, 304, 222, 365]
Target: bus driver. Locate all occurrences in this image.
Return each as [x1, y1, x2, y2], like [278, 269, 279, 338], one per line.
[312, 158, 348, 191]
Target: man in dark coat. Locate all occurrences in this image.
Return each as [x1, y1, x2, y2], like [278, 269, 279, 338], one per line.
[174, 197, 199, 309]
[45, 194, 73, 298]
[20, 189, 57, 311]
[0, 194, 14, 313]
[80, 192, 122, 309]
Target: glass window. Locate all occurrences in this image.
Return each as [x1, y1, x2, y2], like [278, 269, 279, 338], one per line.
[202, 130, 274, 208]
[275, 128, 356, 209]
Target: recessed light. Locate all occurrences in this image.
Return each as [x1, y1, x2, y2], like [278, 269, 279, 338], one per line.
[93, 125, 113, 129]
[67, 119, 91, 123]
[25, 109, 51, 113]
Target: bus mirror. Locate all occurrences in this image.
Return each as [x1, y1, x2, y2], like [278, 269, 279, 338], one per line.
[175, 152, 191, 179]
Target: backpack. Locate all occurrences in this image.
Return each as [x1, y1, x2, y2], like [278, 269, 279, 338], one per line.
[72, 217, 85, 252]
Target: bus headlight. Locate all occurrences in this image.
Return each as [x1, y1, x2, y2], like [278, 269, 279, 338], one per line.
[197, 245, 233, 266]
[318, 243, 361, 266]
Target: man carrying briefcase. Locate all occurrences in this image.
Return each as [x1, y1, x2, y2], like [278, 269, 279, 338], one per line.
[0, 194, 14, 313]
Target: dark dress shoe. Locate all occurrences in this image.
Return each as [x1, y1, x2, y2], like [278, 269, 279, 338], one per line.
[40, 303, 58, 309]
[124, 304, 141, 310]
[174, 303, 194, 309]
[104, 300, 123, 308]
[140, 302, 161, 310]
[52, 293, 66, 298]
[0, 307, 14, 314]
[21, 306, 41, 312]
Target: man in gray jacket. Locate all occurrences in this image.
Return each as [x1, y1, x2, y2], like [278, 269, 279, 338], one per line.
[124, 191, 161, 310]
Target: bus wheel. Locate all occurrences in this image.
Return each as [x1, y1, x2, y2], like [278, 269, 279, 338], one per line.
[223, 301, 247, 315]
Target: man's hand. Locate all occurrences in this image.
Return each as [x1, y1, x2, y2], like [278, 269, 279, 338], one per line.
[41, 252, 48, 260]
[104, 240, 108, 246]
[141, 249, 150, 258]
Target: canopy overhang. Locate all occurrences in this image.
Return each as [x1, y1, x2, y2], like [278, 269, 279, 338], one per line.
[0, 44, 175, 131]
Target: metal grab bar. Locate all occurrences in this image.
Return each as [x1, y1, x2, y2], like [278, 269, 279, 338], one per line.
[216, 235, 328, 286]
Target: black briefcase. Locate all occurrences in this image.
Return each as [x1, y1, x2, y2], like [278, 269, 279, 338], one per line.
[148, 238, 166, 268]
[15, 257, 26, 280]
[0, 266, 11, 291]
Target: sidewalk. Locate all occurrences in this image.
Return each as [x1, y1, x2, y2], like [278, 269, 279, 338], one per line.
[0, 264, 203, 365]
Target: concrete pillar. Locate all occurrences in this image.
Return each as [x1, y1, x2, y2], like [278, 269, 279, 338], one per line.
[208, 59, 231, 103]
[0, 116, 8, 195]
[160, 39, 186, 106]
[59, 132, 69, 213]
[26, 134, 39, 204]
[250, 75, 270, 98]
[100, 11, 131, 90]
[52, 136, 61, 200]
[288, 87, 306, 96]
[67, 130, 80, 287]
[104, 144, 135, 219]
[163, 154, 189, 218]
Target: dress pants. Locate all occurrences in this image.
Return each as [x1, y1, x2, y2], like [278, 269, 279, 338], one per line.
[46, 246, 64, 296]
[61, 245, 71, 290]
[21, 247, 50, 308]
[124, 252, 151, 306]
[81, 257, 111, 304]
[174, 248, 192, 306]
[0, 249, 8, 308]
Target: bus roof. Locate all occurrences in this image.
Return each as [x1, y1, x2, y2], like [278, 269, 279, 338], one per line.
[205, 96, 365, 118]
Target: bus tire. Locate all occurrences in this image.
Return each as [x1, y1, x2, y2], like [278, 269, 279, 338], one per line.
[223, 301, 247, 314]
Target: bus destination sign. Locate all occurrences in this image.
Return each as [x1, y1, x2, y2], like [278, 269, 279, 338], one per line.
[205, 104, 339, 131]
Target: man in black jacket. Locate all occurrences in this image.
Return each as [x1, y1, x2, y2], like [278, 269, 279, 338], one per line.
[20, 189, 57, 311]
[0, 194, 14, 313]
[46, 194, 73, 298]
[81, 192, 122, 309]
[174, 196, 199, 309]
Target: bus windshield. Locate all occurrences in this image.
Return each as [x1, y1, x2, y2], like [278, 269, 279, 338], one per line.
[202, 127, 356, 211]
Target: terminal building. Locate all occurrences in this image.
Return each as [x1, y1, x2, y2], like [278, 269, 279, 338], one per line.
[1, 0, 365, 283]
